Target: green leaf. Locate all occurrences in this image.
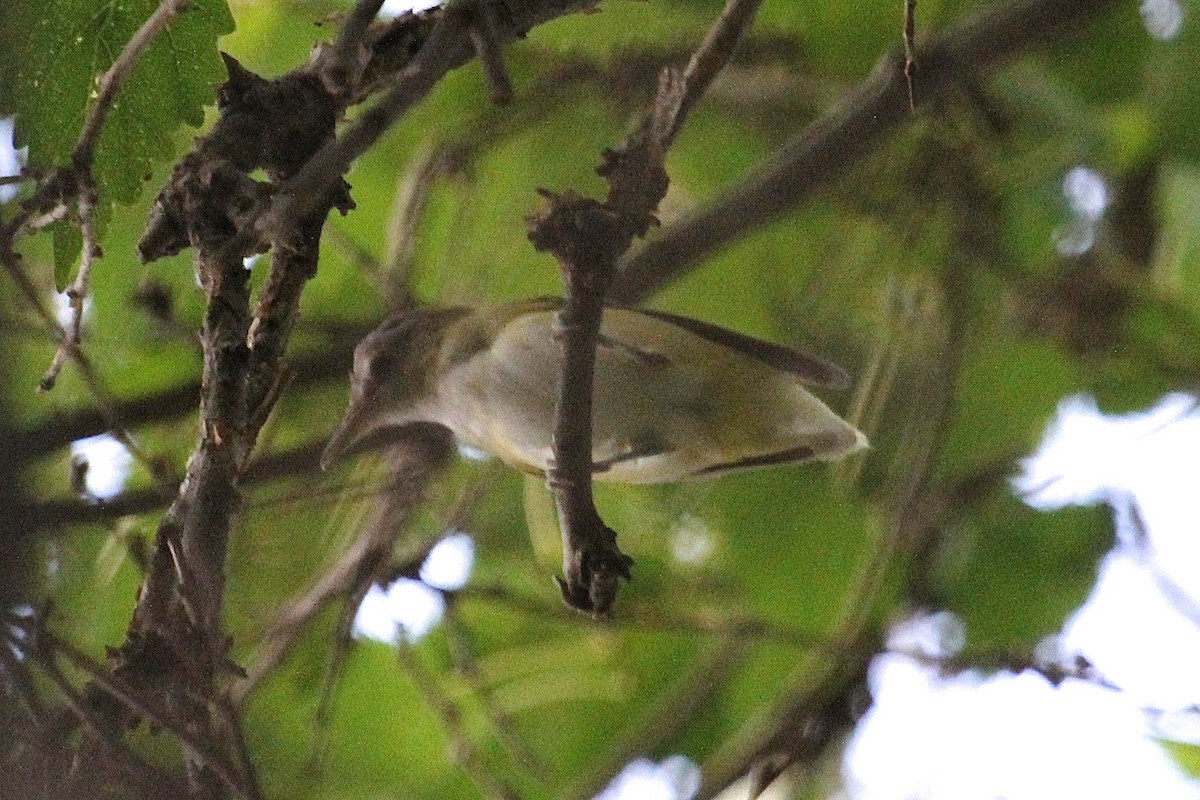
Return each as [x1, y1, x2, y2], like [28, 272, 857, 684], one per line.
[0, 0, 234, 270]
[51, 220, 83, 290]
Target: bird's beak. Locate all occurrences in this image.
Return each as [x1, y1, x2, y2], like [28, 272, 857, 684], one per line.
[321, 403, 371, 471]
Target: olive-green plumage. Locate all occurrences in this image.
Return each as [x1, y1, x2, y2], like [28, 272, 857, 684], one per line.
[322, 300, 866, 483]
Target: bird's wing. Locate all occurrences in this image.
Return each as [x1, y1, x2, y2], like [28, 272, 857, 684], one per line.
[480, 299, 848, 387]
[468, 308, 681, 478]
[626, 307, 851, 389]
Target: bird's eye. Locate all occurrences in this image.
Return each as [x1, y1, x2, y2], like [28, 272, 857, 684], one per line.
[368, 352, 394, 378]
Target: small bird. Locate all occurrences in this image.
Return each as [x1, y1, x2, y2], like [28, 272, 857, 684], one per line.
[321, 299, 867, 483]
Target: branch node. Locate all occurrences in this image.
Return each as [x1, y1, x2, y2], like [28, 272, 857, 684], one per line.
[527, 191, 622, 284]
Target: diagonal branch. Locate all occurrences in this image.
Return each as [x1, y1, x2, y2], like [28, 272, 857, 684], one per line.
[662, 0, 765, 146]
[610, 0, 1125, 305]
[37, 0, 194, 391]
[234, 425, 453, 703]
[0, 1, 191, 487]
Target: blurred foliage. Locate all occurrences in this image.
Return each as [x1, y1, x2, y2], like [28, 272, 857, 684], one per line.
[3, 0, 1200, 798]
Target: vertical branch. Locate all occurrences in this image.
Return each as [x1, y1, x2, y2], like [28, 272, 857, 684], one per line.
[246, 212, 328, 434]
[112, 50, 340, 800]
[188, 247, 252, 628]
[527, 0, 766, 615]
[116, 207, 256, 796]
[529, 193, 633, 615]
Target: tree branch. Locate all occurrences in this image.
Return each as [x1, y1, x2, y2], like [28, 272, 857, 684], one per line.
[609, 0, 1124, 305]
[0, 1, 191, 491]
[37, 0, 194, 391]
[13, 336, 361, 461]
[528, 0, 765, 615]
[316, 0, 386, 101]
[697, 118, 996, 800]
[15, 438, 336, 533]
[468, 0, 516, 104]
[235, 424, 453, 702]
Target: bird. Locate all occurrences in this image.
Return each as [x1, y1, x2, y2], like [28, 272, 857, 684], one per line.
[321, 299, 867, 483]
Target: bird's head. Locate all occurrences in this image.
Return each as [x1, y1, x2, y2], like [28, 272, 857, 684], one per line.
[320, 306, 469, 469]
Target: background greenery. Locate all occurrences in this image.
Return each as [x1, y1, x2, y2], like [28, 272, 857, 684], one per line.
[2, 0, 1199, 797]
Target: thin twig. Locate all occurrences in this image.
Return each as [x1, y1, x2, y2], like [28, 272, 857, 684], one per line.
[236, 531, 375, 700]
[23, 203, 71, 232]
[324, 140, 447, 309]
[211, 696, 267, 800]
[893, 644, 1119, 690]
[469, 0, 515, 104]
[396, 640, 520, 800]
[72, 0, 193, 169]
[663, 0, 765, 145]
[40, 0, 192, 391]
[40, 177, 99, 391]
[323, 221, 384, 275]
[300, 467, 495, 774]
[904, 0, 918, 111]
